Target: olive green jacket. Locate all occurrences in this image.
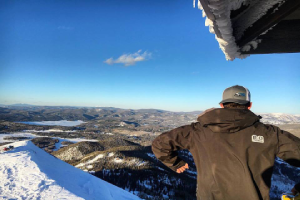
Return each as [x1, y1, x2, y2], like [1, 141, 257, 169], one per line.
[152, 108, 300, 200]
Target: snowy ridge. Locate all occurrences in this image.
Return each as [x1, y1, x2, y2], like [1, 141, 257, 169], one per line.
[259, 113, 300, 124]
[0, 141, 141, 200]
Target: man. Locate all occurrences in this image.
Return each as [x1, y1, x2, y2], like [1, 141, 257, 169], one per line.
[152, 85, 300, 200]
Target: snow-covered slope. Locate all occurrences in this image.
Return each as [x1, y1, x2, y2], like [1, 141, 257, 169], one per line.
[0, 141, 141, 200]
[260, 113, 300, 124]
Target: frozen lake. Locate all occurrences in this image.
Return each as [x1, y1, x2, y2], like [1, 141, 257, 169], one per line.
[0, 132, 37, 143]
[17, 120, 85, 127]
[0, 131, 97, 151]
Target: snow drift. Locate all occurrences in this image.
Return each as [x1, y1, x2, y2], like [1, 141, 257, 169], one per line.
[0, 141, 141, 200]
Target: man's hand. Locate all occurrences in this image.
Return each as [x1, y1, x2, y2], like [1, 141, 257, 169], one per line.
[176, 163, 189, 173]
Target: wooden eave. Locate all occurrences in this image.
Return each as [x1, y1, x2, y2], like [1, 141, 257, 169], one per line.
[234, 0, 300, 54]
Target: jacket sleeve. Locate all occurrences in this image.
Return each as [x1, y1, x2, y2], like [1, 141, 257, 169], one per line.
[295, 183, 300, 193]
[151, 124, 195, 172]
[275, 126, 300, 167]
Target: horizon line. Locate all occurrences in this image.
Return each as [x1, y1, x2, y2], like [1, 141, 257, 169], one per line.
[0, 103, 299, 115]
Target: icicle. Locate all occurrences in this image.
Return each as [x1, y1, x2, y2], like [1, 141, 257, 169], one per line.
[209, 26, 215, 34]
[205, 18, 213, 27]
[198, 0, 203, 10]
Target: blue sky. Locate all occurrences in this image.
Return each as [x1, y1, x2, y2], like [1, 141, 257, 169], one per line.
[0, 0, 299, 114]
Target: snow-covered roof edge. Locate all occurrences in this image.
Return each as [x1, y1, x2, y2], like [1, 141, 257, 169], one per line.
[194, 0, 287, 61]
[194, 0, 249, 61]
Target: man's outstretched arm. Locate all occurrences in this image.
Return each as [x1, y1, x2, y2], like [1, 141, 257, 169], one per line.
[275, 126, 300, 167]
[151, 124, 195, 172]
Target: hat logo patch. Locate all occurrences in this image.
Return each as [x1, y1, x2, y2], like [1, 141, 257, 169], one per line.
[234, 93, 246, 97]
[252, 135, 264, 143]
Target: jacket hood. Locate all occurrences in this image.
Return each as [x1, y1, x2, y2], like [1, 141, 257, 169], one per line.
[197, 108, 261, 133]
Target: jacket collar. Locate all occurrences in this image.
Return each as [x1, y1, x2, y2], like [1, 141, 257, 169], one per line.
[197, 108, 261, 133]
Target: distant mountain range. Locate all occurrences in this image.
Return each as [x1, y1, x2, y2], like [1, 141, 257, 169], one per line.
[259, 113, 300, 124]
[0, 104, 299, 125]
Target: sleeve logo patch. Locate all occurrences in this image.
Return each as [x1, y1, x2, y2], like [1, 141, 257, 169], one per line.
[252, 135, 264, 143]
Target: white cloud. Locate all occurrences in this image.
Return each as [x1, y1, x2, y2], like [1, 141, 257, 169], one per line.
[104, 50, 152, 66]
[104, 58, 114, 65]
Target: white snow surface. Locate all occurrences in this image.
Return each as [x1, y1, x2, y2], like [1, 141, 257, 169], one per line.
[25, 129, 76, 133]
[18, 120, 85, 127]
[241, 39, 262, 52]
[114, 158, 123, 163]
[0, 141, 141, 200]
[75, 154, 104, 168]
[108, 152, 115, 157]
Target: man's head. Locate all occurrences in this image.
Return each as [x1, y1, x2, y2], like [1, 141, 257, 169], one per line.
[219, 85, 252, 110]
